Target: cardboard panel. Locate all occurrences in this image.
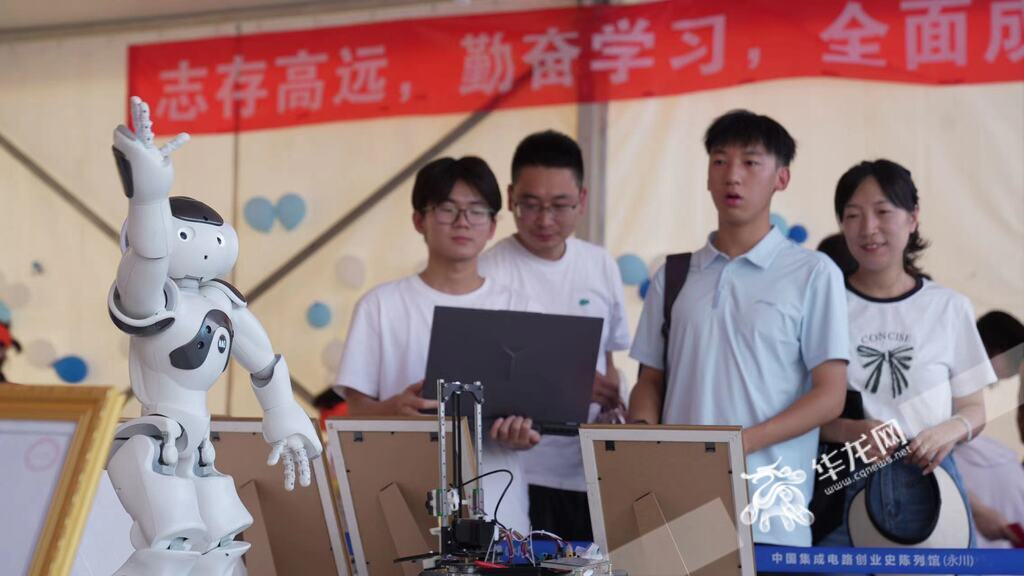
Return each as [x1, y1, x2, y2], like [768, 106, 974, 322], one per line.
[210, 421, 344, 575]
[582, 425, 751, 576]
[237, 480, 279, 576]
[329, 417, 476, 576]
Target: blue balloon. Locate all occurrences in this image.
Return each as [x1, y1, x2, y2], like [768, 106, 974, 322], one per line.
[0, 301, 10, 324]
[244, 197, 275, 233]
[639, 278, 652, 300]
[617, 254, 648, 286]
[276, 193, 307, 231]
[53, 355, 88, 384]
[307, 302, 332, 329]
[769, 212, 789, 235]
[788, 224, 809, 244]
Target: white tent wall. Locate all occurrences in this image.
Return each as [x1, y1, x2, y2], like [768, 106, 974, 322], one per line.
[1, 2, 1022, 455]
[0, 23, 242, 416]
[605, 80, 1024, 456]
[0, 1, 578, 419]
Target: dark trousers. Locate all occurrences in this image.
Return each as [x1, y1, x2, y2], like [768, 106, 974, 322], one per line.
[527, 484, 594, 541]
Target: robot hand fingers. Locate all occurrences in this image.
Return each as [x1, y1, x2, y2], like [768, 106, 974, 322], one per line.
[129, 96, 144, 141]
[114, 124, 136, 145]
[295, 446, 311, 488]
[281, 447, 296, 491]
[131, 97, 155, 147]
[267, 439, 285, 466]
[159, 133, 190, 157]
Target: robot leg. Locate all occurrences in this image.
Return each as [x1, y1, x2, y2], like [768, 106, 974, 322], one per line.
[190, 541, 251, 576]
[108, 434, 211, 575]
[113, 548, 200, 576]
[191, 436, 255, 575]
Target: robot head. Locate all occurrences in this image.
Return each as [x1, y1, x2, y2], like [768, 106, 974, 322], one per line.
[167, 197, 239, 282]
[118, 197, 239, 282]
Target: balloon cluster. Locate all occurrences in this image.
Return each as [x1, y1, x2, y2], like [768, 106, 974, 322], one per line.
[244, 193, 307, 233]
[23, 339, 89, 383]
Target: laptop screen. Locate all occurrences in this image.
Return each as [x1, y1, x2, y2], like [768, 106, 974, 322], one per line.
[422, 306, 603, 428]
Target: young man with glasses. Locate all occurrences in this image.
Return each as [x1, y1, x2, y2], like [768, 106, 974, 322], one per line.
[479, 131, 630, 540]
[335, 156, 540, 532]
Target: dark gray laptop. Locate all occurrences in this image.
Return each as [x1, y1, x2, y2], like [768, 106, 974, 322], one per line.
[422, 306, 602, 434]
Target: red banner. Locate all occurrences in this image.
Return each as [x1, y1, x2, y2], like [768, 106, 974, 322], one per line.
[129, 0, 1024, 135]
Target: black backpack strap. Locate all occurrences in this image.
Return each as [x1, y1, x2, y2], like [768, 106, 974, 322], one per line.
[661, 253, 692, 380]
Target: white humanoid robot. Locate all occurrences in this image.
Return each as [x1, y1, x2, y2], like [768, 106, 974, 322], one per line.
[105, 96, 323, 576]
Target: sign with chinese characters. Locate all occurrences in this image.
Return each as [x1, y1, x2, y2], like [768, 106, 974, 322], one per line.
[754, 546, 1024, 573]
[129, 0, 1024, 135]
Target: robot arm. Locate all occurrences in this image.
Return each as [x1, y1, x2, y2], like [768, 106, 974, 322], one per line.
[229, 302, 323, 491]
[112, 96, 189, 319]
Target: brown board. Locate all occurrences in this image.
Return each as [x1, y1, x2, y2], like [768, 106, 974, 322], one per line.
[209, 418, 347, 575]
[580, 425, 754, 576]
[327, 417, 476, 576]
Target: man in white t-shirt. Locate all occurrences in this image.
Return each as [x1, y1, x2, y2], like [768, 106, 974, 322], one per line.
[629, 110, 849, 549]
[335, 156, 541, 532]
[479, 130, 630, 541]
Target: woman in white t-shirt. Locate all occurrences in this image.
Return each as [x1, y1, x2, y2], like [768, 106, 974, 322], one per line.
[818, 159, 996, 552]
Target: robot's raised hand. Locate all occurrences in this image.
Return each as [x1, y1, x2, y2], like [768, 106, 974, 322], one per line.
[112, 96, 190, 202]
[267, 435, 313, 491]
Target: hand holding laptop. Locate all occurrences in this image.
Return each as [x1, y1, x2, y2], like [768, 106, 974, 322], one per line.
[389, 381, 439, 416]
[490, 416, 540, 450]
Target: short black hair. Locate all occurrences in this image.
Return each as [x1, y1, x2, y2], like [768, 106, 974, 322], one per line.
[511, 130, 584, 187]
[977, 311, 1024, 357]
[704, 109, 796, 167]
[412, 156, 502, 217]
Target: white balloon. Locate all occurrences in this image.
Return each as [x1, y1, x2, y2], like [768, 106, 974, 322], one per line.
[25, 339, 57, 368]
[334, 255, 366, 289]
[3, 283, 31, 308]
[321, 338, 345, 372]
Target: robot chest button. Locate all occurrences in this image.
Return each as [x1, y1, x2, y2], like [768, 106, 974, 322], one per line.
[217, 335, 229, 353]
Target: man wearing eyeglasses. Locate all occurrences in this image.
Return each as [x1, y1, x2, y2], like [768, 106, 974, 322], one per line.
[479, 131, 630, 540]
[334, 156, 541, 532]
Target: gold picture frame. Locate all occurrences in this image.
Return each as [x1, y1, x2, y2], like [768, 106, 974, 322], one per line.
[0, 384, 124, 576]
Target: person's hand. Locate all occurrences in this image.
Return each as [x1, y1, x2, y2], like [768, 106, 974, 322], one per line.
[972, 500, 1024, 545]
[386, 380, 438, 416]
[113, 96, 188, 201]
[490, 415, 540, 450]
[849, 419, 901, 462]
[595, 405, 627, 424]
[908, 419, 964, 474]
[592, 370, 622, 411]
[742, 427, 763, 456]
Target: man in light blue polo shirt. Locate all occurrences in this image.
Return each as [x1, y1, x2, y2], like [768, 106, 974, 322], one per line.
[629, 110, 849, 548]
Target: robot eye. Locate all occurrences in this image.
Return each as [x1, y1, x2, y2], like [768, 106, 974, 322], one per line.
[216, 234, 225, 246]
[177, 228, 193, 242]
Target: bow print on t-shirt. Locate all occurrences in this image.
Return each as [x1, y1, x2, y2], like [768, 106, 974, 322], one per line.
[857, 344, 914, 399]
